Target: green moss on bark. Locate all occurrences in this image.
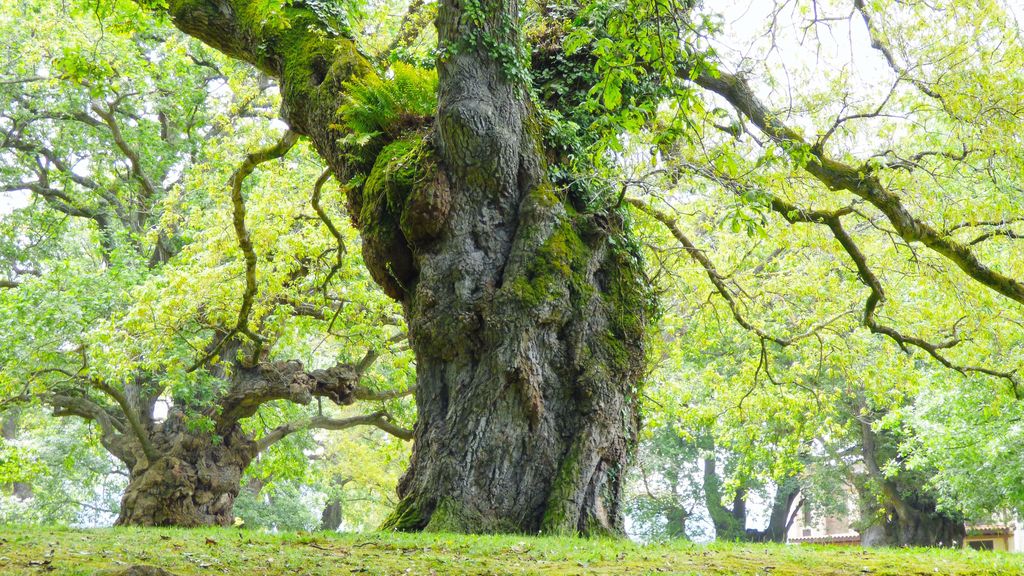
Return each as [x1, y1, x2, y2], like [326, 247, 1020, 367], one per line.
[504, 185, 592, 314]
[381, 496, 427, 532]
[357, 134, 449, 300]
[358, 137, 425, 299]
[540, 437, 586, 536]
[422, 499, 474, 533]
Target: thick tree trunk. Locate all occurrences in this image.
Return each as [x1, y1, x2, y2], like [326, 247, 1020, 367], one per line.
[663, 505, 689, 539]
[161, 0, 651, 535]
[857, 494, 966, 548]
[368, 0, 650, 535]
[703, 456, 746, 541]
[319, 476, 349, 531]
[749, 478, 800, 543]
[115, 412, 256, 527]
[702, 452, 798, 543]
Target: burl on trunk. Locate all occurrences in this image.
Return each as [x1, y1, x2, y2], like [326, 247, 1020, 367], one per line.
[116, 414, 255, 527]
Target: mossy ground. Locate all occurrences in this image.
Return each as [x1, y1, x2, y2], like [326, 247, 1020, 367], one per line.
[0, 526, 1022, 575]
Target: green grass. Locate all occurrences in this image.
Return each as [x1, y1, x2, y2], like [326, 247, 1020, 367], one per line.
[0, 526, 1022, 575]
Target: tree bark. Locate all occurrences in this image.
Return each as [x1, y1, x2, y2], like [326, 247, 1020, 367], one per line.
[115, 359, 371, 526]
[320, 499, 343, 531]
[856, 487, 966, 548]
[702, 451, 798, 543]
[703, 456, 747, 541]
[750, 478, 800, 543]
[374, 0, 649, 535]
[157, 0, 652, 535]
[115, 411, 256, 527]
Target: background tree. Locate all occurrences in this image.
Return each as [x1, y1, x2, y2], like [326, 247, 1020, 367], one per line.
[612, 0, 1023, 547]
[625, 426, 707, 541]
[0, 0, 414, 527]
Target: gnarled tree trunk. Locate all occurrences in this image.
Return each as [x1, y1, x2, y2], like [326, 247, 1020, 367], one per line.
[858, 503, 966, 548]
[375, 1, 649, 535]
[47, 357, 379, 527]
[115, 412, 256, 527]
[161, 0, 652, 535]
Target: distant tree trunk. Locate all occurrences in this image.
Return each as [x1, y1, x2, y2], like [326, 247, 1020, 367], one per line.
[663, 505, 689, 539]
[319, 476, 349, 531]
[320, 499, 343, 531]
[115, 412, 255, 527]
[856, 420, 965, 548]
[749, 478, 800, 543]
[857, 491, 965, 548]
[703, 456, 747, 541]
[703, 453, 798, 543]
[45, 348, 384, 527]
[1, 411, 33, 499]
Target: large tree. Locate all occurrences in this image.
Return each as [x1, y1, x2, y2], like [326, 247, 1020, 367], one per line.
[0, 1, 415, 527]
[136, 0, 1023, 536]
[130, 0, 660, 534]
[5, 0, 1023, 538]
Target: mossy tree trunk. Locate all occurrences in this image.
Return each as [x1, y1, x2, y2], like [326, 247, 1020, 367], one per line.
[160, 0, 651, 535]
[381, 0, 649, 535]
[857, 501, 966, 548]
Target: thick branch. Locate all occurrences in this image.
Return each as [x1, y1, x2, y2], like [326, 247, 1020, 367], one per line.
[48, 393, 133, 463]
[636, 164, 1019, 389]
[217, 360, 360, 429]
[159, 1, 280, 76]
[227, 129, 298, 357]
[256, 411, 412, 452]
[90, 378, 159, 462]
[824, 216, 1020, 388]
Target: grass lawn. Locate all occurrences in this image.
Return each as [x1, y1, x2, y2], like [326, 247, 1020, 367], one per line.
[0, 526, 1022, 575]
